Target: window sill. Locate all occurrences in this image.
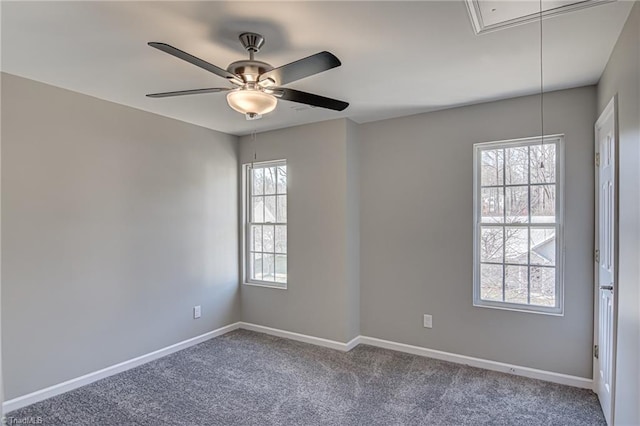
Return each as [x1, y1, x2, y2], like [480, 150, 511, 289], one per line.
[243, 281, 288, 290]
[473, 302, 564, 316]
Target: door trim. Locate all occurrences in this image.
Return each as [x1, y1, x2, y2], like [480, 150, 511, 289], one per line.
[593, 95, 619, 425]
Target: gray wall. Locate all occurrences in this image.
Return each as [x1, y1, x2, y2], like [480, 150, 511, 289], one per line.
[1, 73, 240, 399]
[239, 119, 359, 342]
[597, 3, 640, 424]
[359, 86, 596, 378]
[345, 120, 360, 340]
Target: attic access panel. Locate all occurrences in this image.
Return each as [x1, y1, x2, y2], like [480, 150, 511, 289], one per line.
[465, 0, 615, 34]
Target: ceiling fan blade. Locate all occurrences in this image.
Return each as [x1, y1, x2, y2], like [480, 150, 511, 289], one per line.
[259, 51, 341, 85]
[272, 88, 349, 111]
[148, 42, 243, 85]
[146, 88, 231, 98]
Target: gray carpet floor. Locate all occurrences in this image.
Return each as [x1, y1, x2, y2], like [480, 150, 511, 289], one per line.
[8, 329, 605, 425]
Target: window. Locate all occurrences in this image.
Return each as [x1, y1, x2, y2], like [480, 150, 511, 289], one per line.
[244, 160, 287, 288]
[473, 136, 563, 314]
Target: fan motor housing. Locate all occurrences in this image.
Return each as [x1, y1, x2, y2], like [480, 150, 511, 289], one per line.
[227, 60, 273, 83]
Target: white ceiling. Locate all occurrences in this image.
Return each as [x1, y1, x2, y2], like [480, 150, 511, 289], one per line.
[1, 1, 634, 136]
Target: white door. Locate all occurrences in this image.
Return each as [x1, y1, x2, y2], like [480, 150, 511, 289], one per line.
[594, 97, 617, 425]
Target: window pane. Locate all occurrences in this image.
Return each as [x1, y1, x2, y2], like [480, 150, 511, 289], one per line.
[253, 253, 263, 280]
[277, 195, 287, 223]
[275, 255, 287, 283]
[505, 265, 528, 304]
[263, 254, 275, 281]
[277, 165, 287, 194]
[505, 186, 528, 223]
[252, 225, 262, 252]
[264, 195, 276, 222]
[252, 197, 264, 223]
[481, 187, 504, 223]
[530, 228, 555, 266]
[275, 225, 287, 254]
[481, 149, 503, 186]
[530, 144, 556, 184]
[480, 264, 503, 301]
[530, 266, 555, 306]
[252, 168, 264, 196]
[263, 225, 274, 253]
[264, 167, 276, 195]
[505, 146, 528, 185]
[531, 185, 555, 223]
[480, 226, 503, 263]
[504, 227, 528, 264]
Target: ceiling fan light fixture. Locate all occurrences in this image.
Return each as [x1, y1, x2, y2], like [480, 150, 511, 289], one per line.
[147, 34, 348, 114]
[226, 89, 277, 116]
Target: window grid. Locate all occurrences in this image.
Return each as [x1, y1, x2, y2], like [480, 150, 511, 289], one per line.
[474, 136, 563, 315]
[246, 161, 287, 287]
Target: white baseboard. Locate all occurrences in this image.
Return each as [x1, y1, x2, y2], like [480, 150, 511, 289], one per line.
[3, 321, 592, 413]
[344, 335, 360, 351]
[357, 335, 593, 389]
[2, 322, 241, 413]
[235, 324, 591, 388]
[237, 322, 358, 352]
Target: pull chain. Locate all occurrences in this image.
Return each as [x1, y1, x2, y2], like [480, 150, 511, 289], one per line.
[539, 0, 545, 169]
[251, 129, 257, 168]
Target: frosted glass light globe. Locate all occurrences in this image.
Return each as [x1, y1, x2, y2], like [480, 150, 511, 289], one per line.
[227, 90, 277, 115]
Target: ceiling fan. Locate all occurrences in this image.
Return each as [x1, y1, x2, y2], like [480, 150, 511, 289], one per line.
[146, 32, 349, 120]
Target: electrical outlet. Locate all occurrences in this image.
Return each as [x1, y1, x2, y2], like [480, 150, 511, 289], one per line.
[193, 305, 201, 319]
[423, 314, 433, 329]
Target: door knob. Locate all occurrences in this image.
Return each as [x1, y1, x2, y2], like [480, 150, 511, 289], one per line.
[600, 285, 614, 291]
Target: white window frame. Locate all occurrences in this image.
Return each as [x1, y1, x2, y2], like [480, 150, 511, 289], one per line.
[473, 135, 565, 315]
[242, 159, 288, 289]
